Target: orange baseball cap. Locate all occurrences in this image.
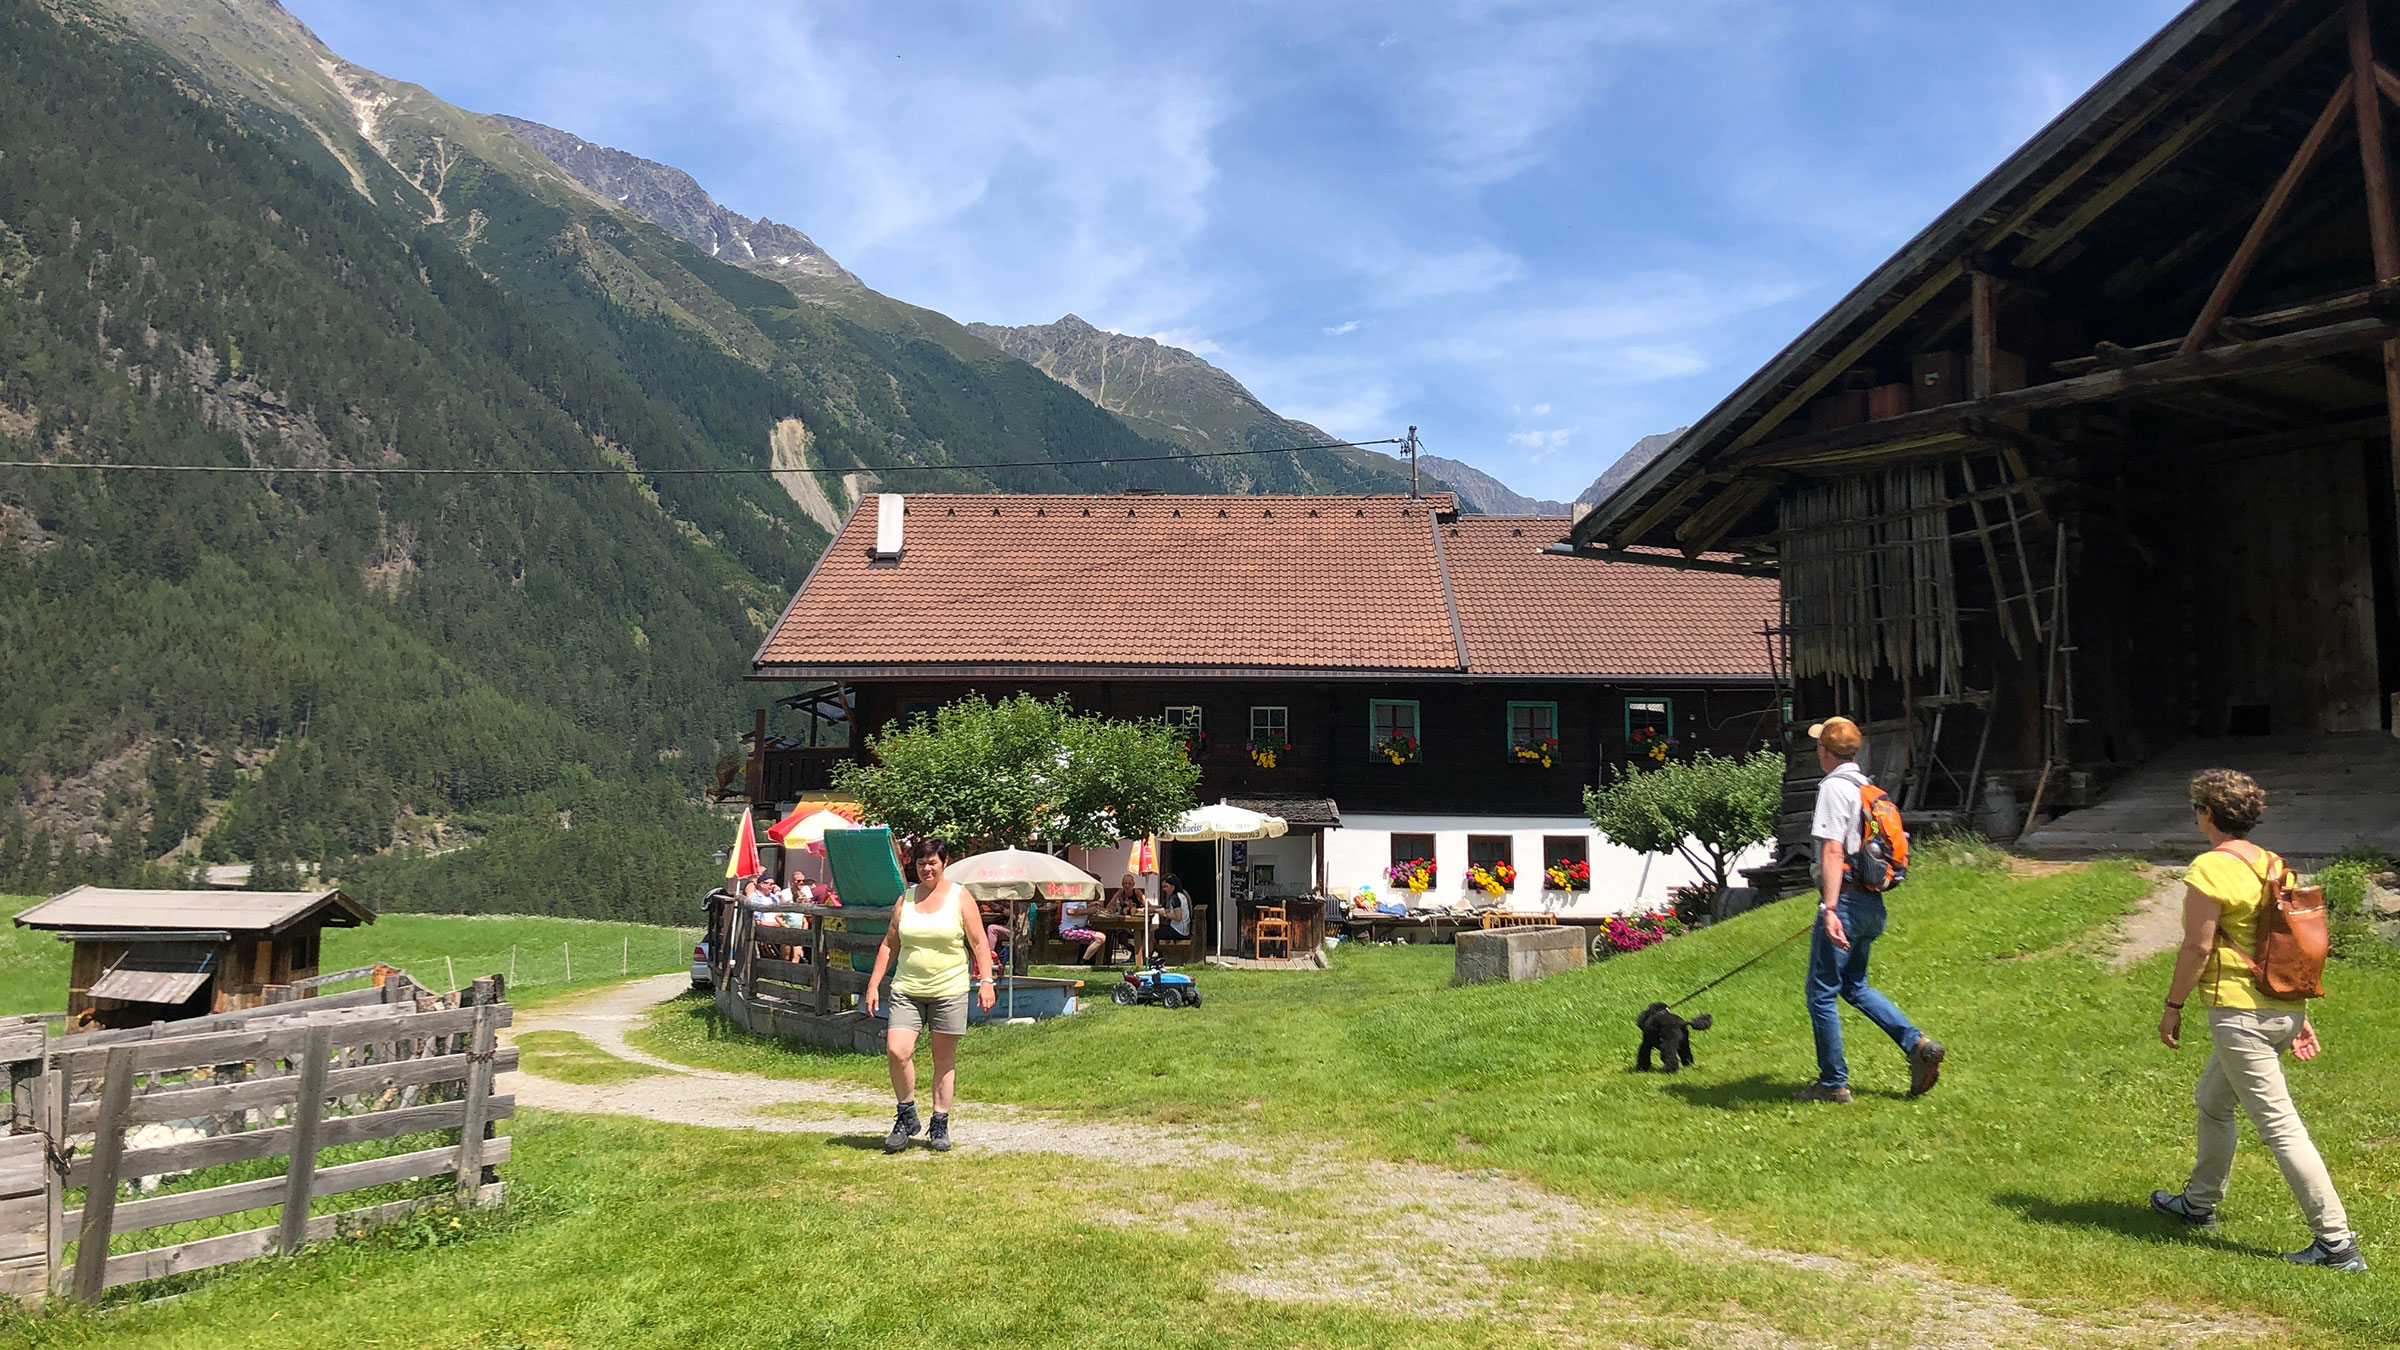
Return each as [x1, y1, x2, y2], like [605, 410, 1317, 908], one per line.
[1808, 716, 1862, 756]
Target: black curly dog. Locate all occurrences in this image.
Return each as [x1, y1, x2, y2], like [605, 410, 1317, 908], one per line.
[1634, 1002, 1712, 1073]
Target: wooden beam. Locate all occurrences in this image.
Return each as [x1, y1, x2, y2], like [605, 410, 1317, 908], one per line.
[1733, 315, 2400, 470]
[2018, 14, 2343, 269]
[1718, 262, 1966, 461]
[2380, 60, 2400, 108]
[1539, 545, 1773, 578]
[2351, 0, 2400, 621]
[2180, 74, 2356, 357]
[1970, 271, 1998, 400]
[1608, 470, 1718, 548]
[2353, 0, 2400, 280]
[1677, 475, 1785, 556]
[1981, 0, 2309, 253]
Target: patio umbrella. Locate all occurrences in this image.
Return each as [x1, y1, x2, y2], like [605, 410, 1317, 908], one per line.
[946, 849, 1103, 1019]
[1164, 802, 1288, 956]
[766, 807, 857, 846]
[723, 808, 760, 881]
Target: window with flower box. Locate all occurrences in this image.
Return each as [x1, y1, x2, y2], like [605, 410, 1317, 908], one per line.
[1247, 706, 1289, 768]
[1507, 701, 1559, 766]
[1165, 705, 1206, 757]
[1542, 836, 1590, 891]
[1369, 699, 1420, 762]
[1466, 835, 1517, 897]
[1386, 833, 1437, 894]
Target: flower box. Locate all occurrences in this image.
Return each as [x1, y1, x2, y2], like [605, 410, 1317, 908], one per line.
[1465, 861, 1517, 898]
[1247, 729, 1289, 769]
[1374, 735, 1420, 765]
[1543, 859, 1591, 891]
[1511, 736, 1560, 769]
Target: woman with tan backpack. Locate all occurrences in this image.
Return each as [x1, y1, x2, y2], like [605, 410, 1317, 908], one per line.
[2149, 768, 2362, 1273]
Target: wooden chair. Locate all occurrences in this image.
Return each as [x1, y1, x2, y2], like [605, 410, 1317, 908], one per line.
[1251, 904, 1292, 960]
[1481, 911, 1550, 930]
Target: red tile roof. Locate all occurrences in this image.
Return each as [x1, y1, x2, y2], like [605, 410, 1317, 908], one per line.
[1440, 517, 1777, 679]
[754, 495, 1775, 681]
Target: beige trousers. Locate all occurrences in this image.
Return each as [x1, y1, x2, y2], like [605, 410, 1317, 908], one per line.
[2182, 1008, 2352, 1246]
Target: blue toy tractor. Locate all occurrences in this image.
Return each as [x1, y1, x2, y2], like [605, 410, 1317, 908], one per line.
[1111, 956, 1201, 1009]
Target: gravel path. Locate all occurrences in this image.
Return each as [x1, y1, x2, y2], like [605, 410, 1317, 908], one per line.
[2111, 875, 2188, 971]
[509, 977, 2265, 1348]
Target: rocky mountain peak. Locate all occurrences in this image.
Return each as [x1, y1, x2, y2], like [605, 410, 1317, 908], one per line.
[492, 115, 855, 283]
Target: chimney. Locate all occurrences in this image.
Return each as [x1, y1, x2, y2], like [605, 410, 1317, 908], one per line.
[872, 493, 905, 559]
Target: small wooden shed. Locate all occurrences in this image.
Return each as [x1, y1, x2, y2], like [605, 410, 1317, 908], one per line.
[11, 887, 376, 1028]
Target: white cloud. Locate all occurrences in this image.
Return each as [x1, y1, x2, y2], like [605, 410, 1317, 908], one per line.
[1323, 319, 1361, 335]
[1143, 327, 1226, 359]
[1506, 426, 1578, 461]
[1530, 402, 1552, 415]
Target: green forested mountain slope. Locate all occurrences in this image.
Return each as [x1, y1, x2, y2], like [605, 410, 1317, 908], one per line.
[0, 0, 789, 904]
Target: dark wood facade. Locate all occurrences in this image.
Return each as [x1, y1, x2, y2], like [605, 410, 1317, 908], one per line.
[756, 677, 1780, 818]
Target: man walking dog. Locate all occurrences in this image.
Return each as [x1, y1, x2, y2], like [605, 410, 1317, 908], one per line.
[1795, 717, 1946, 1104]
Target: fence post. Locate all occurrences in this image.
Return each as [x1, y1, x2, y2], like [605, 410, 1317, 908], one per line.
[621, 937, 628, 975]
[69, 1046, 136, 1302]
[454, 1004, 497, 1204]
[509, 946, 516, 983]
[40, 1066, 62, 1300]
[813, 924, 830, 1016]
[562, 943, 570, 982]
[276, 1025, 332, 1256]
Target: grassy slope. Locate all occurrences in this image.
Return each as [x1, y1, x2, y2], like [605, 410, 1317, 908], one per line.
[632, 856, 2400, 1345]
[0, 902, 697, 1015]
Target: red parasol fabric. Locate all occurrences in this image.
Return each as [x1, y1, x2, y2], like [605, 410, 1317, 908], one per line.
[725, 807, 761, 879]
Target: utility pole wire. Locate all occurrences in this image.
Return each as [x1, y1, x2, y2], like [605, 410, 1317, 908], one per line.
[0, 435, 1408, 478]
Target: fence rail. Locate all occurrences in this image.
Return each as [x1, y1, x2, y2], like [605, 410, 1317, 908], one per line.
[0, 969, 514, 1304]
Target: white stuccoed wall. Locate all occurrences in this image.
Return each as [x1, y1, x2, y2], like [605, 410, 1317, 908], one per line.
[1324, 815, 1772, 915]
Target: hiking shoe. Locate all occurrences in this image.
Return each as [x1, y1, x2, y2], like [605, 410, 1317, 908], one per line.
[927, 1112, 952, 1152]
[2149, 1190, 2217, 1229]
[1907, 1037, 1947, 1098]
[1792, 1084, 1853, 1104]
[2283, 1238, 2368, 1273]
[883, 1102, 921, 1153]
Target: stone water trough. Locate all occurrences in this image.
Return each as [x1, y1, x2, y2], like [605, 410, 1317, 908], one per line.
[1453, 925, 1586, 985]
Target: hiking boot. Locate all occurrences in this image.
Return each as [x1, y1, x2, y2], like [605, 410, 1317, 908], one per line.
[2283, 1238, 2368, 1273]
[2149, 1190, 2217, 1229]
[1907, 1037, 1947, 1098]
[927, 1112, 952, 1152]
[1792, 1084, 1853, 1104]
[883, 1101, 921, 1153]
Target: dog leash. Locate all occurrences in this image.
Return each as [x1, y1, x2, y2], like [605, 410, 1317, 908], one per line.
[1664, 920, 1815, 1010]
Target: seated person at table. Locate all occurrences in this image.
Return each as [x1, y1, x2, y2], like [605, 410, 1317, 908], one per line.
[1155, 874, 1193, 946]
[1058, 892, 1109, 966]
[980, 898, 1012, 966]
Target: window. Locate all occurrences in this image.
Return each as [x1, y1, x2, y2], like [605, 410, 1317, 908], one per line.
[1390, 834, 1435, 869]
[1541, 836, 1590, 891]
[1249, 705, 1289, 746]
[1506, 701, 1558, 749]
[898, 699, 939, 726]
[1369, 699, 1420, 756]
[1624, 698, 1674, 739]
[1467, 835, 1517, 894]
[1164, 705, 1204, 735]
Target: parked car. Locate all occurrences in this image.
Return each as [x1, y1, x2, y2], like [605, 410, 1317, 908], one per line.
[690, 939, 712, 990]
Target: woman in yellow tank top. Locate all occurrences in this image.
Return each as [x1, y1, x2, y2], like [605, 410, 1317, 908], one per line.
[2150, 769, 2361, 1272]
[864, 838, 997, 1153]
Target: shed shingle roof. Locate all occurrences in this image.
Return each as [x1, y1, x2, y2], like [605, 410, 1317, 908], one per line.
[14, 887, 374, 933]
[755, 495, 1775, 681]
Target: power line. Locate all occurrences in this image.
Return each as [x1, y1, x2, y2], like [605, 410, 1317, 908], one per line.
[0, 435, 1406, 478]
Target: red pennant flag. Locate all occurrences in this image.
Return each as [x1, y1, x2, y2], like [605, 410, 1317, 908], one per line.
[725, 807, 761, 880]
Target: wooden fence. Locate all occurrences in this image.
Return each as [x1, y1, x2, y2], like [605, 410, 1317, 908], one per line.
[0, 970, 515, 1303]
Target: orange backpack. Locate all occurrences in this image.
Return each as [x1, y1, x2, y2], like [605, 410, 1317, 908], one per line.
[2210, 844, 2328, 1002]
[1848, 781, 1910, 892]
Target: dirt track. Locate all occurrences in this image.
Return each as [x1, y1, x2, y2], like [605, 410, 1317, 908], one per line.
[506, 976, 2264, 1349]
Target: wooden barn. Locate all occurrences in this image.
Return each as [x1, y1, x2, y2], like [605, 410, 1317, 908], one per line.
[13, 887, 375, 1028]
[1566, 0, 2400, 872]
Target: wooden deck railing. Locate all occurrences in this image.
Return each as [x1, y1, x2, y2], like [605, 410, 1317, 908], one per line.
[724, 902, 889, 1016]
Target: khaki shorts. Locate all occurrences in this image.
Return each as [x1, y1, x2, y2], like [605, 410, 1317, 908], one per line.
[885, 990, 969, 1036]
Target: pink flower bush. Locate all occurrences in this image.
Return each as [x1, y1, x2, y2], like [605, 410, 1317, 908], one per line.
[1595, 907, 1685, 957]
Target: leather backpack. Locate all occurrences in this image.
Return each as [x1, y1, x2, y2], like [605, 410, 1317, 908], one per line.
[1846, 779, 1910, 893]
[2211, 843, 2329, 1002]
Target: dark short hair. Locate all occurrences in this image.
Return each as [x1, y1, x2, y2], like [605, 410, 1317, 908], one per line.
[2189, 768, 2266, 837]
[904, 837, 948, 882]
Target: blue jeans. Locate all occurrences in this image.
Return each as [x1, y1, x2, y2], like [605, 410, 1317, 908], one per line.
[1806, 890, 1923, 1088]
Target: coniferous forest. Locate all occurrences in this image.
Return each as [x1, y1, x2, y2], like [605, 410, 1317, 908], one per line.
[0, 0, 1396, 918]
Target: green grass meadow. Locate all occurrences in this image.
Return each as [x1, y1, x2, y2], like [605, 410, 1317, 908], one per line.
[631, 853, 2400, 1345]
[0, 903, 698, 1015]
[3, 857, 2398, 1346]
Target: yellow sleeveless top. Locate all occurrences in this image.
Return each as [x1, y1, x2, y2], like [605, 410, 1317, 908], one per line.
[892, 884, 971, 998]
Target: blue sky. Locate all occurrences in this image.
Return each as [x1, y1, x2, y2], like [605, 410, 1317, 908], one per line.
[293, 0, 2189, 502]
